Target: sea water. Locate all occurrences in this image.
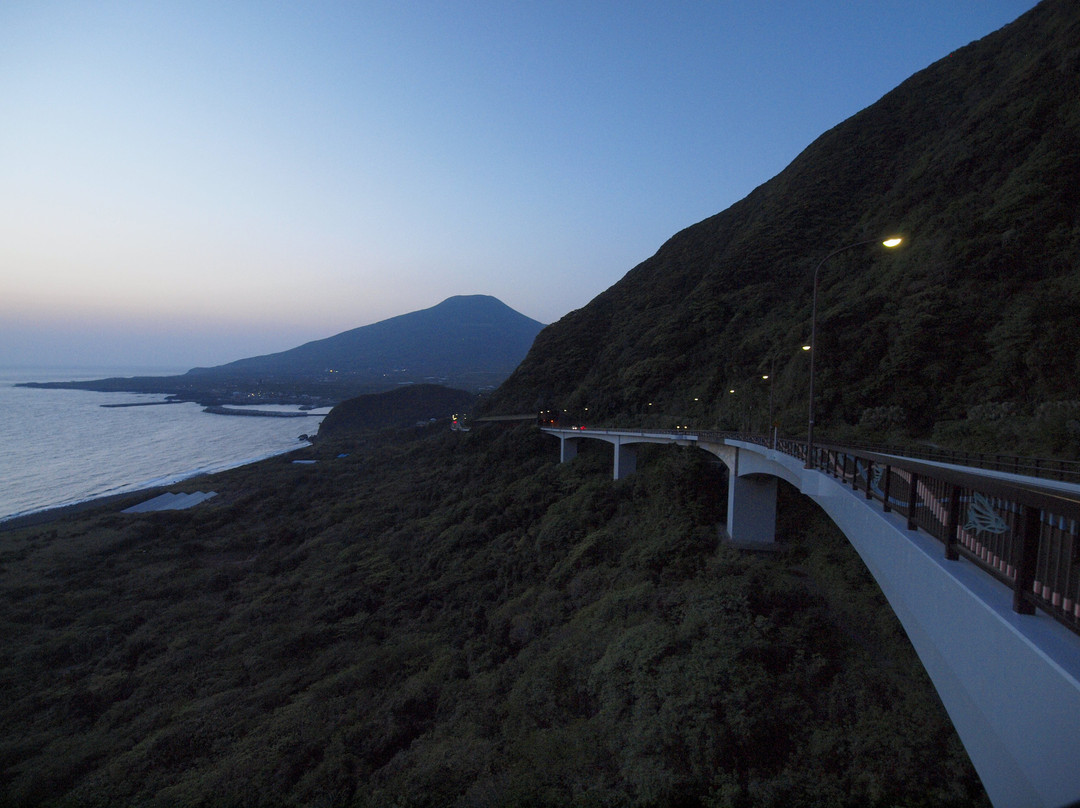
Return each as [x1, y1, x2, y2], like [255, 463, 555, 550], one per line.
[0, 366, 329, 521]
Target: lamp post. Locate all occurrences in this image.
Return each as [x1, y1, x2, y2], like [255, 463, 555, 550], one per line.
[805, 236, 903, 468]
[760, 363, 775, 447]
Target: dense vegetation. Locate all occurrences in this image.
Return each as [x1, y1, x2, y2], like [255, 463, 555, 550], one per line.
[317, 384, 478, 435]
[490, 0, 1080, 459]
[0, 424, 987, 806]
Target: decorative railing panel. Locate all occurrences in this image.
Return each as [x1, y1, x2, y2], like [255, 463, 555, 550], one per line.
[796, 439, 1080, 635]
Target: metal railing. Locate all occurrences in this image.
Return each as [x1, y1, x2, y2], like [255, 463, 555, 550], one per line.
[549, 418, 1080, 483]
[813, 439, 1080, 484]
[748, 432, 1080, 636]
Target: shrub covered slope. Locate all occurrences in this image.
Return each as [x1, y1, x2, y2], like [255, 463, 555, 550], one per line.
[0, 426, 987, 806]
[317, 385, 478, 435]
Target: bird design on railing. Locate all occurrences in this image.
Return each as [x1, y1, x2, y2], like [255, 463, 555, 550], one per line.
[865, 463, 910, 510]
[861, 464, 1007, 536]
[964, 492, 1009, 536]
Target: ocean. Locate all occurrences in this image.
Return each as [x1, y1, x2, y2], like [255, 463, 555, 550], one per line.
[0, 366, 329, 522]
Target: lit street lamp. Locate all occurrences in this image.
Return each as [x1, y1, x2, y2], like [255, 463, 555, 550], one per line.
[806, 236, 904, 468]
[762, 371, 775, 447]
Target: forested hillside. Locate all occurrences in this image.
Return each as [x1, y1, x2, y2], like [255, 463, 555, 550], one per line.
[0, 425, 988, 806]
[491, 0, 1080, 457]
[317, 384, 477, 434]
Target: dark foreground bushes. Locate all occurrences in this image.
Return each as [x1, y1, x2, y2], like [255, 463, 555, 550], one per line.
[0, 425, 987, 806]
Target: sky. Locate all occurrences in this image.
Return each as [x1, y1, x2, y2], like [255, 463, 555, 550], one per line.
[1, 1, 1041, 370]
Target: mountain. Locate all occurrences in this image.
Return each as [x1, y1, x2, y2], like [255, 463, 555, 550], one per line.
[490, 0, 1080, 457]
[21, 295, 544, 402]
[189, 295, 544, 391]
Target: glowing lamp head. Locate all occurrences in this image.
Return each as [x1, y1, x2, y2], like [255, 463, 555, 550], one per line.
[882, 237, 903, 248]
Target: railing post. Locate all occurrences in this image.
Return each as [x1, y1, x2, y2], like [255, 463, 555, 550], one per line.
[865, 459, 874, 499]
[907, 472, 920, 531]
[1012, 505, 1041, 615]
[945, 484, 960, 561]
[883, 465, 892, 513]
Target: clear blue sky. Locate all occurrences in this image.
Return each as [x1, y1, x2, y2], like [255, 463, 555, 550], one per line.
[0, 1, 1040, 369]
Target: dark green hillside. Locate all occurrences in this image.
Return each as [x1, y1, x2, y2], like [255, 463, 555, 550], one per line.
[492, 0, 1080, 456]
[0, 425, 987, 806]
[317, 384, 477, 434]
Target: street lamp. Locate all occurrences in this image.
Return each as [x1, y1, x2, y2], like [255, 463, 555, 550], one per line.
[805, 236, 903, 468]
[762, 372, 776, 447]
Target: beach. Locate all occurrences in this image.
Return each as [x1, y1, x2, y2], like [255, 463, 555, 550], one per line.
[0, 366, 328, 522]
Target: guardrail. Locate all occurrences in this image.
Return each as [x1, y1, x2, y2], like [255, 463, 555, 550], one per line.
[547, 425, 1080, 636]
[737, 431, 1080, 635]
[816, 439, 1080, 484]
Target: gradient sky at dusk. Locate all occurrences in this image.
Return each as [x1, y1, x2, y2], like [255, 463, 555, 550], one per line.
[1, 1, 1040, 369]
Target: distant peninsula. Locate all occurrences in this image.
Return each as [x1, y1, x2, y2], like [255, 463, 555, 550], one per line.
[19, 296, 545, 407]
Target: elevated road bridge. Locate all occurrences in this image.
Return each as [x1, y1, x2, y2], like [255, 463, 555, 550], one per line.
[541, 426, 1080, 808]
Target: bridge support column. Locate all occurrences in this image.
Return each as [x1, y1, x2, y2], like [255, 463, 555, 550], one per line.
[614, 441, 637, 480]
[726, 473, 778, 544]
[559, 437, 580, 463]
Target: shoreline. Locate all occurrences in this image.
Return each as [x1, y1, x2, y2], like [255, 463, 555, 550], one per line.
[0, 443, 311, 532]
[0, 491, 164, 532]
[101, 400, 183, 408]
[203, 406, 311, 418]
